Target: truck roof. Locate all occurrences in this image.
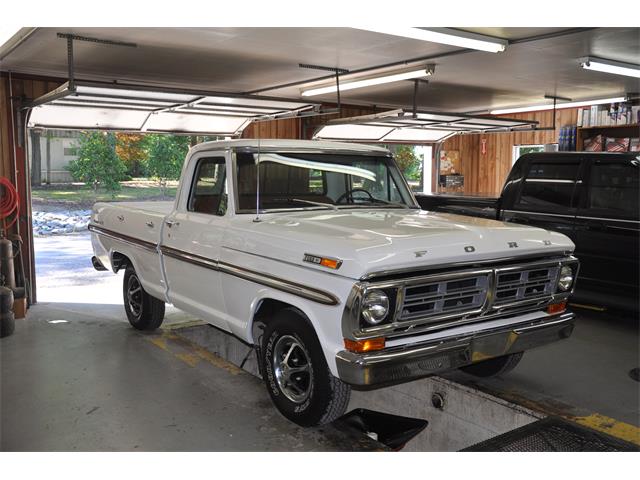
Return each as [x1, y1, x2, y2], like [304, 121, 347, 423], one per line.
[520, 151, 639, 160]
[189, 138, 391, 155]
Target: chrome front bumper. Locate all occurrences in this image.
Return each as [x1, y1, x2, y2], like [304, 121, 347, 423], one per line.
[335, 311, 575, 387]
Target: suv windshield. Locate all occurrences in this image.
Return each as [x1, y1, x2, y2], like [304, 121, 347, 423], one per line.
[235, 151, 417, 212]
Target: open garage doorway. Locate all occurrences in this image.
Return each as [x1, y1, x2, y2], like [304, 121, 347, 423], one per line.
[29, 129, 204, 312]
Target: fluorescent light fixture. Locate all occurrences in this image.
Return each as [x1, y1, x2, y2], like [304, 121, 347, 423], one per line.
[581, 57, 640, 79]
[301, 68, 431, 97]
[490, 97, 627, 115]
[357, 27, 508, 53]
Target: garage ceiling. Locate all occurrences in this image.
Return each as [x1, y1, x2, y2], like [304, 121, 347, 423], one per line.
[1, 27, 639, 113]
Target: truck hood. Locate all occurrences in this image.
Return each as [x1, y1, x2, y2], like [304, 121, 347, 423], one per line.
[225, 209, 575, 280]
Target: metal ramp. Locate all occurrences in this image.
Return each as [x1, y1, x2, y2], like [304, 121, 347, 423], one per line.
[462, 417, 639, 452]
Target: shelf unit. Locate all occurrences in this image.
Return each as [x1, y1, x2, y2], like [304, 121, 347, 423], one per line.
[576, 123, 640, 151]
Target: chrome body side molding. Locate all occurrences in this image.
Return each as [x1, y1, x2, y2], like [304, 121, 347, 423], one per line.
[90, 225, 340, 306]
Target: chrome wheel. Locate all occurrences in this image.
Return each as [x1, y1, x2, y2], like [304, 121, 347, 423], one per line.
[126, 274, 143, 319]
[272, 335, 313, 404]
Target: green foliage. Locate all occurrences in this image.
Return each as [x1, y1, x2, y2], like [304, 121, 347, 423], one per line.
[394, 145, 422, 181]
[67, 132, 127, 195]
[144, 135, 190, 188]
[518, 145, 545, 156]
[116, 133, 149, 177]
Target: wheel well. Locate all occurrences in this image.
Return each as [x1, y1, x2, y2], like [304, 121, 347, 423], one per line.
[111, 251, 132, 273]
[251, 298, 310, 346]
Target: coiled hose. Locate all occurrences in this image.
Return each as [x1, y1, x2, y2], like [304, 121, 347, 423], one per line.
[0, 176, 19, 231]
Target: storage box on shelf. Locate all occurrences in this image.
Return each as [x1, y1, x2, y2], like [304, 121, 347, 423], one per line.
[576, 124, 640, 151]
[576, 101, 640, 152]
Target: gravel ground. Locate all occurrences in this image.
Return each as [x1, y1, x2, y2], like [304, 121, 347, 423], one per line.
[32, 209, 91, 236]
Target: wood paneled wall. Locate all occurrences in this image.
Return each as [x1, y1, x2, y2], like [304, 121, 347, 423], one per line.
[241, 117, 301, 139]
[0, 73, 64, 303]
[440, 108, 579, 195]
[0, 77, 12, 180]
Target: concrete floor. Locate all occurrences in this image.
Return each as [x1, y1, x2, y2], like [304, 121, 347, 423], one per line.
[445, 308, 640, 427]
[1, 301, 388, 451]
[1, 230, 637, 450]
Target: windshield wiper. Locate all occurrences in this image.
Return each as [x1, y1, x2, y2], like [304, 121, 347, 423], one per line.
[290, 198, 338, 210]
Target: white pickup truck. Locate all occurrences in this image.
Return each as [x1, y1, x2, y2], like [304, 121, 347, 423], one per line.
[90, 139, 579, 426]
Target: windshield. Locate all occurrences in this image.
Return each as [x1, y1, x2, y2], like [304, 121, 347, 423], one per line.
[235, 151, 417, 212]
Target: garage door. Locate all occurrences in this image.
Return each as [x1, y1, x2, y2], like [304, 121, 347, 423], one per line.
[27, 80, 320, 136]
[313, 108, 539, 143]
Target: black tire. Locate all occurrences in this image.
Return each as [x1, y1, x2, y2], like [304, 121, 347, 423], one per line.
[1, 310, 15, 338]
[123, 265, 165, 331]
[460, 352, 524, 378]
[0, 286, 14, 314]
[261, 308, 351, 427]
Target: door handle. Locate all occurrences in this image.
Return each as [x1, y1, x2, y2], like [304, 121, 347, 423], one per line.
[165, 220, 180, 228]
[146, 221, 155, 228]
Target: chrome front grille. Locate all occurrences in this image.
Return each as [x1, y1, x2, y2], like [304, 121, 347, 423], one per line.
[399, 274, 489, 321]
[396, 262, 561, 325]
[493, 265, 559, 307]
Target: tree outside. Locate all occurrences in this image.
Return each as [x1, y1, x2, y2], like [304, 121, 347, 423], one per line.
[144, 135, 191, 197]
[67, 132, 127, 195]
[392, 145, 423, 190]
[116, 133, 148, 177]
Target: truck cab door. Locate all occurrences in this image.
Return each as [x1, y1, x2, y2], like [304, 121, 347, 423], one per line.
[160, 153, 230, 330]
[572, 157, 639, 307]
[501, 156, 582, 242]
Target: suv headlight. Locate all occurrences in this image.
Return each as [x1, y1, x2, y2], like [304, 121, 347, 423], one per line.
[557, 265, 574, 292]
[361, 290, 389, 325]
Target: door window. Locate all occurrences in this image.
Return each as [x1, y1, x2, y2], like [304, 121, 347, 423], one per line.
[517, 161, 579, 210]
[188, 157, 227, 216]
[587, 160, 639, 219]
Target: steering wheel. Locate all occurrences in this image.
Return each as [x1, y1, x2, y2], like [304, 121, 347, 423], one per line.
[335, 188, 375, 204]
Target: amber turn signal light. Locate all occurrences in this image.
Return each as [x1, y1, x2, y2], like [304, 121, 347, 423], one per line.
[344, 337, 386, 353]
[547, 301, 567, 315]
[320, 258, 340, 269]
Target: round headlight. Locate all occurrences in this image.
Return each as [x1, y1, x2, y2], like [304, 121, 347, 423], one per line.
[361, 290, 389, 325]
[558, 266, 574, 292]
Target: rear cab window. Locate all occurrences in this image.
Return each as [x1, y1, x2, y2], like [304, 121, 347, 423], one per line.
[188, 157, 228, 216]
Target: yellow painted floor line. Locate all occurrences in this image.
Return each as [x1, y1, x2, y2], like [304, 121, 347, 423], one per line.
[567, 413, 640, 446]
[162, 319, 207, 330]
[146, 331, 244, 376]
[154, 325, 639, 448]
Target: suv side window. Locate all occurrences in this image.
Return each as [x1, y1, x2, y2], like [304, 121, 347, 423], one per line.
[517, 161, 580, 210]
[188, 157, 227, 216]
[587, 159, 639, 219]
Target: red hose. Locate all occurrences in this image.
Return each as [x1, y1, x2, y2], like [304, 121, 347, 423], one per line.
[0, 176, 19, 231]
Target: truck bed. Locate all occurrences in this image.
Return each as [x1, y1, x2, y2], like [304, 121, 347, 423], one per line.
[415, 194, 499, 219]
[92, 201, 174, 249]
[107, 201, 175, 216]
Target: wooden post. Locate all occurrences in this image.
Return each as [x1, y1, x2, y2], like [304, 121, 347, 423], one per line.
[45, 132, 51, 184]
[30, 130, 41, 186]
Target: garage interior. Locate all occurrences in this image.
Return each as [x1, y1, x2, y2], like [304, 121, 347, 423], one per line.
[1, 27, 639, 453]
